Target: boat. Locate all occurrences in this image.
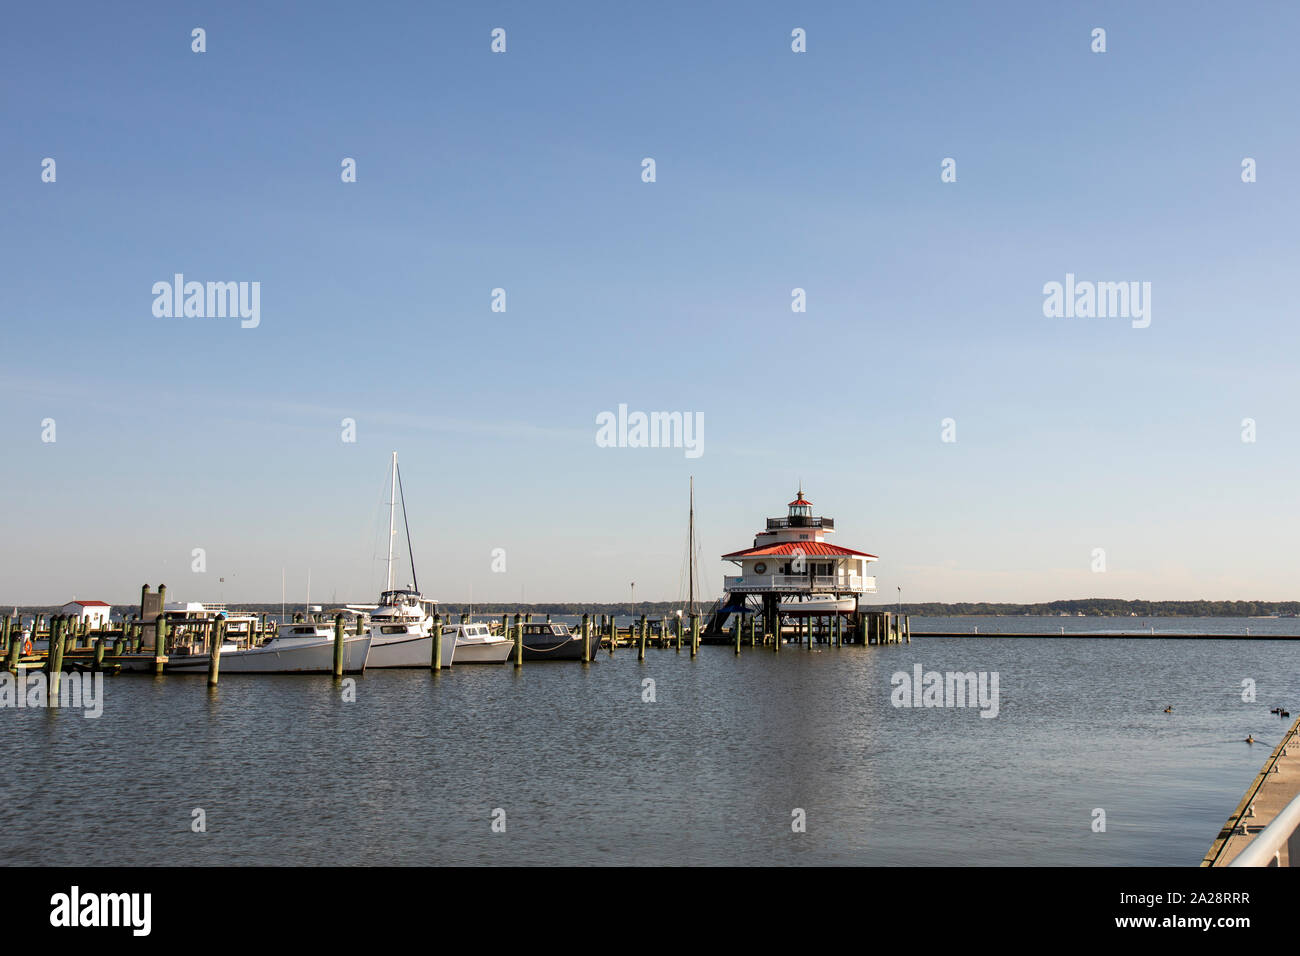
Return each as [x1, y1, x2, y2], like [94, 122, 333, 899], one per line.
[164, 601, 261, 644]
[365, 452, 452, 669]
[443, 622, 513, 663]
[512, 621, 589, 661]
[165, 622, 371, 674]
[780, 595, 857, 615]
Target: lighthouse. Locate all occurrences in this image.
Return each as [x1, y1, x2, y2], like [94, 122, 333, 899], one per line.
[709, 489, 878, 639]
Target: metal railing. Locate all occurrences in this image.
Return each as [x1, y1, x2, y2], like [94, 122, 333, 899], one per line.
[1228, 790, 1300, 866]
[724, 574, 874, 592]
[765, 516, 834, 530]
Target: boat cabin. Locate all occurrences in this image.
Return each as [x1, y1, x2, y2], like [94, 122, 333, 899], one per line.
[522, 622, 572, 637]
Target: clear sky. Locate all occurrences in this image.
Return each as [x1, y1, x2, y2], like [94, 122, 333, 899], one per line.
[3, 1, 1299, 606]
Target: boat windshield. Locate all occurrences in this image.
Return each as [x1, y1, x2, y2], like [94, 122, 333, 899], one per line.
[379, 590, 420, 608]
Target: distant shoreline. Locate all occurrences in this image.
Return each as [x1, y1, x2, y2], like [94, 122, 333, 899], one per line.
[3, 598, 1298, 619]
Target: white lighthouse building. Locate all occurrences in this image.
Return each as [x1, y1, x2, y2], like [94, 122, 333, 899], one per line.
[711, 490, 877, 635]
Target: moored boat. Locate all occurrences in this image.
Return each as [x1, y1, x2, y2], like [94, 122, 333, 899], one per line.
[363, 452, 452, 668]
[511, 621, 588, 661]
[780, 595, 857, 616]
[164, 623, 371, 674]
[444, 622, 512, 663]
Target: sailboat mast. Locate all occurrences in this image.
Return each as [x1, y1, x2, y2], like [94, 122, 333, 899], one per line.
[397, 460, 418, 594]
[386, 451, 397, 592]
[689, 476, 695, 617]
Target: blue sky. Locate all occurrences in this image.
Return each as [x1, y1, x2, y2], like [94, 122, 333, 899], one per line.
[3, 1, 1299, 605]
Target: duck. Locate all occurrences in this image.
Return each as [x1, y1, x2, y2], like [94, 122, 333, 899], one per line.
[1163, 706, 1173, 713]
[1245, 734, 1256, 744]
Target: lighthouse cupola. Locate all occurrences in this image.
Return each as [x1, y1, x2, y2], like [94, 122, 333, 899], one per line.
[788, 491, 812, 520]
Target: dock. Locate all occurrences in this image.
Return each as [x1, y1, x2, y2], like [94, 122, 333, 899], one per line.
[1202, 714, 1300, 866]
[912, 631, 1300, 640]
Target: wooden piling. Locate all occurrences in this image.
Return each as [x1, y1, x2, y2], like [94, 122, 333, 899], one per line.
[1, 613, 10, 655]
[514, 622, 523, 669]
[690, 612, 699, 658]
[48, 617, 65, 696]
[6, 628, 20, 672]
[431, 615, 444, 671]
[153, 614, 168, 676]
[581, 613, 590, 663]
[332, 613, 345, 678]
[905, 614, 911, 643]
[675, 614, 682, 652]
[208, 619, 225, 687]
[638, 615, 646, 660]
[734, 615, 741, 655]
[93, 636, 105, 672]
[608, 615, 615, 657]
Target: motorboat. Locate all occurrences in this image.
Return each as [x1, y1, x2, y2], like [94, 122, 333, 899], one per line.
[512, 621, 589, 661]
[780, 595, 856, 615]
[444, 622, 512, 663]
[164, 622, 371, 674]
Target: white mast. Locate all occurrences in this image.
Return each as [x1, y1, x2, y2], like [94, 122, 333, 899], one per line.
[386, 451, 397, 592]
[689, 476, 695, 618]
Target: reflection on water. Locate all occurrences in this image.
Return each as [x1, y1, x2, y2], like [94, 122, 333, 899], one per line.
[2, 629, 1296, 865]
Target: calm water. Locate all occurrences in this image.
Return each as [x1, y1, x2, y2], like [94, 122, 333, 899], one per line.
[3, 619, 1298, 865]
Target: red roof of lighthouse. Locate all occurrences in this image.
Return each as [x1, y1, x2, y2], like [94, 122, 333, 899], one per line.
[788, 491, 811, 507]
[722, 542, 877, 559]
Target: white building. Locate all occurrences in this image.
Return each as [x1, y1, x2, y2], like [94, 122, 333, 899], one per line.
[61, 600, 112, 628]
[714, 490, 878, 634]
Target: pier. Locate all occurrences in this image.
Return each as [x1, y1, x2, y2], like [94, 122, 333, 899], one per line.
[1203, 714, 1300, 866]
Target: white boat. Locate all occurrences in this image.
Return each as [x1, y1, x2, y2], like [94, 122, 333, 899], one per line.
[363, 452, 451, 669]
[780, 595, 857, 615]
[165, 623, 371, 674]
[368, 589, 453, 668]
[444, 622, 513, 664]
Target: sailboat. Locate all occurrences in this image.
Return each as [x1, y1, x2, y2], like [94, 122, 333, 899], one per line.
[366, 452, 455, 668]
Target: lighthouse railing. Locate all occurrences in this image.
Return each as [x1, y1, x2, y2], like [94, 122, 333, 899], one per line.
[766, 516, 834, 531]
[723, 573, 872, 593]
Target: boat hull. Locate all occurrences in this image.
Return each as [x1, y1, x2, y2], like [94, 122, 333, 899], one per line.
[780, 596, 857, 615]
[513, 635, 589, 661]
[368, 631, 454, 669]
[452, 638, 513, 664]
[165, 634, 371, 674]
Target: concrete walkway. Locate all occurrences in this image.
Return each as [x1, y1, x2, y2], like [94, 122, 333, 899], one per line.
[1203, 714, 1300, 866]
